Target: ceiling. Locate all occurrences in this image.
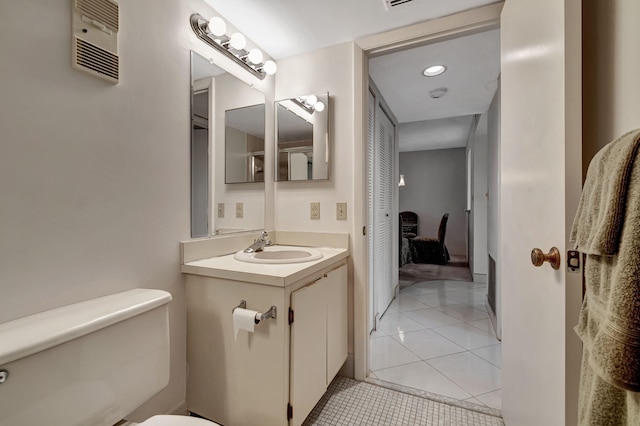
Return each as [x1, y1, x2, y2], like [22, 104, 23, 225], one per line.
[203, 0, 501, 152]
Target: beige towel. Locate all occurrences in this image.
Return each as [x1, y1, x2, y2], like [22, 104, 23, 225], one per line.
[571, 129, 640, 424]
[571, 129, 640, 255]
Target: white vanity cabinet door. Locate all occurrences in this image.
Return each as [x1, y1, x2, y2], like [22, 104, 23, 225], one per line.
[290, 279, 328, 426]
[326, 264, 348, 384]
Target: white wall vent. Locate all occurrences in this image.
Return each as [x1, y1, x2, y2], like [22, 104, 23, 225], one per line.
[383, 0, 416, 11]
[72, 0, 119, 84]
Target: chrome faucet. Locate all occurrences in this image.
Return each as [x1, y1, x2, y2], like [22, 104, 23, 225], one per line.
[244, 230, 272, 253]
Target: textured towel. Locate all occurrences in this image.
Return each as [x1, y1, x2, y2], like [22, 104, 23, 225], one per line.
[571, 129, 640, 425]
[571, 129, 640, 255]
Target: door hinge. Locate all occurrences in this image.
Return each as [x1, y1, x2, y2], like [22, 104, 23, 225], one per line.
[288, 307, 294, 325]
[287, 403, 293, 420]
[363, 226, 366, 236]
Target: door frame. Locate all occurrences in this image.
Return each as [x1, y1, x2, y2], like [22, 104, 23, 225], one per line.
[352, 1, 504, 382]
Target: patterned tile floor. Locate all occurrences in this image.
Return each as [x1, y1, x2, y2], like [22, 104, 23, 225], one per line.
[303, 376, 504, 426]
[369, 280, 502, 411]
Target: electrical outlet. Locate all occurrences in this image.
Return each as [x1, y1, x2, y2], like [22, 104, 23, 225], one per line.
[236, 202, 244, 218]
[336, 202, 347, 220]
[217, 203, 225, 218]
[310, 202, 320, 220]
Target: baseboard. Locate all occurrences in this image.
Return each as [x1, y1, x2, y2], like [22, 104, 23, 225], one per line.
[338, 352, 355, 378]
[473, 273, 487, 283]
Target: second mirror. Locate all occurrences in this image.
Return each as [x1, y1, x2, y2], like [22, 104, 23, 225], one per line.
[276, 92, 329, 181]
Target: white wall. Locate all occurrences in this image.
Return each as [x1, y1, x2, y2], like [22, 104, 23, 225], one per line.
[487, 82, 501, 336]
[274, 42, 356, 368]
[0, 0, 274, 420]
[583, 0, 640, 166]
[472, 134, 489, 280]
[398, 148, 467, 257]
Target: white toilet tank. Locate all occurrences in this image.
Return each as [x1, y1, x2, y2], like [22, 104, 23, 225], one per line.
[0, 289, 173, 426]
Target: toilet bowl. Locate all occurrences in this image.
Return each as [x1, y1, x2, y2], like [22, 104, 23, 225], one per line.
[0, 289, 218, 426]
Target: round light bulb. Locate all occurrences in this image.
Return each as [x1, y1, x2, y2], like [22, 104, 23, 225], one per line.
[314, 101, 325, 112]
[423, 65, 447, 77]
[263, 60, 277, 75]
[247, 48, 263, 65]
[230, 33, 247, 50]
[207, 17, 227, 37]
[306, 95, 318, 106]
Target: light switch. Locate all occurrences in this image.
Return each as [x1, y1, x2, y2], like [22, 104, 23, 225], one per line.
[236, 203, 244, 218]
[336, 202, 347, 220]
[218, 203, 224, 218]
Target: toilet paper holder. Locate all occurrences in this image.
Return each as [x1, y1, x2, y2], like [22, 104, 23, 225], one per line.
[232, 300, 277, 324]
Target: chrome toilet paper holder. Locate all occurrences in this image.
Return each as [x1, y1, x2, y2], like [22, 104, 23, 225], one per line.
[232, 300, 277, 324]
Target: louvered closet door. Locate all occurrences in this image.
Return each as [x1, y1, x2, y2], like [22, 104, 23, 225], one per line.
[367, 91, 376, 332]
[373, 103, 395, 324]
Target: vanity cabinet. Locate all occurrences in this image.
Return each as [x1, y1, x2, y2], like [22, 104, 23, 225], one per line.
[185, 259, 348, 426]
[290, 265, 348, 426]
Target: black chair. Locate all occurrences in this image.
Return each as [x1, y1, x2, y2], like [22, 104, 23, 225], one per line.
[409, 213, 450, 265]
[399, 211, 418, 239]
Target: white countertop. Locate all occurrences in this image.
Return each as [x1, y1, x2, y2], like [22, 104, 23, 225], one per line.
[181, 245, 349, 287]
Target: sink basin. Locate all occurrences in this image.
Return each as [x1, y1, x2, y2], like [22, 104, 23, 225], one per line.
[234, 246, 323, 264]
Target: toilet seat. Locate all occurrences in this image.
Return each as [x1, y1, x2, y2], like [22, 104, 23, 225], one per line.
[139, 415, 220, 426]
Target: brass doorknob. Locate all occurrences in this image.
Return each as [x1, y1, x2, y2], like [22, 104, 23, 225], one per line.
[531, 247, 561, 270]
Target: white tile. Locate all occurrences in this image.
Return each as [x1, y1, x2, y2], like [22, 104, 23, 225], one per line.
[378, 312, 426, 335]
[443, 281, 476, 291]
[467, 318, 496, 336]
[400, 286, 433, 297]
[414, 293, 461, 307]
[389, 294, 429, 312]
[374, 361, 473, 401]
[427, 352, 502, 396]
[369, 336, 420, 371]
[369, 328, 387, 339]
[464, 397, 487, 407]
[432, 323, 499, 350]
[447, 290, 487, 305]
[472, 344, 503, 368]
[475, 389, 503, 410]
[391, 329, 467, 360]
[404, 308, 461, 328]
[435, 304, 489, 322]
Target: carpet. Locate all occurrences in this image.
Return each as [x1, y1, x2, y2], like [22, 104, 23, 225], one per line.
[399, 258, 472, 288]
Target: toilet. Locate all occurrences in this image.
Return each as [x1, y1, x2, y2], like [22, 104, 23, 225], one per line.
[0, 289, 219, 426]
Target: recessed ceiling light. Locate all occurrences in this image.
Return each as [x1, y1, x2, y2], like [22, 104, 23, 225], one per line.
[423, 65, 447, 77]
[429, 87, 448, 99]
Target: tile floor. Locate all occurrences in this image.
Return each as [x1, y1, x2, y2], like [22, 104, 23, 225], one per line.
[369, 280, 502, 411]
[303, 376, 504, 426]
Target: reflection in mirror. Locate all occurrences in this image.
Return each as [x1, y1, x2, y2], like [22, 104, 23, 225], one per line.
[276, 92, 329, 181]
[190, 50, 265, 237]
[225, 104, 265, 183]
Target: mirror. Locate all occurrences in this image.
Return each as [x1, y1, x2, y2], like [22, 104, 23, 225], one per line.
[225, 104, 265, 183]
[275, 92, 330, 181]
[190, 50, 265, 237]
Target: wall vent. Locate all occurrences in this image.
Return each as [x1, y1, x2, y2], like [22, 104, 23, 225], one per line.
[383, 0, 416, 11]
[72, 0, 119, 83]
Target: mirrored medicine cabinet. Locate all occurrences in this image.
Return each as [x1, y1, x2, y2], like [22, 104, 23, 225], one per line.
[275, 92, 330, 181]
[190, 50, 266, 238]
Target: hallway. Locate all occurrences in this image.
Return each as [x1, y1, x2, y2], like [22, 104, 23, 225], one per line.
[369, 279, 502, 411]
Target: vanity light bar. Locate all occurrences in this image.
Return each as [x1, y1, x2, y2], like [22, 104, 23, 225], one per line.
[190, 14, 276, 80]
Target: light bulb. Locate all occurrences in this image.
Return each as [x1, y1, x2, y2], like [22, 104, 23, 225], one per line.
[207, 17, 227, 37]
[247, 48, 263, 65]
[306, 95, 318, 106]
[314, 101, 325, 112]
[263, 60, 277, 75]
[230, 33, 246, 50]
